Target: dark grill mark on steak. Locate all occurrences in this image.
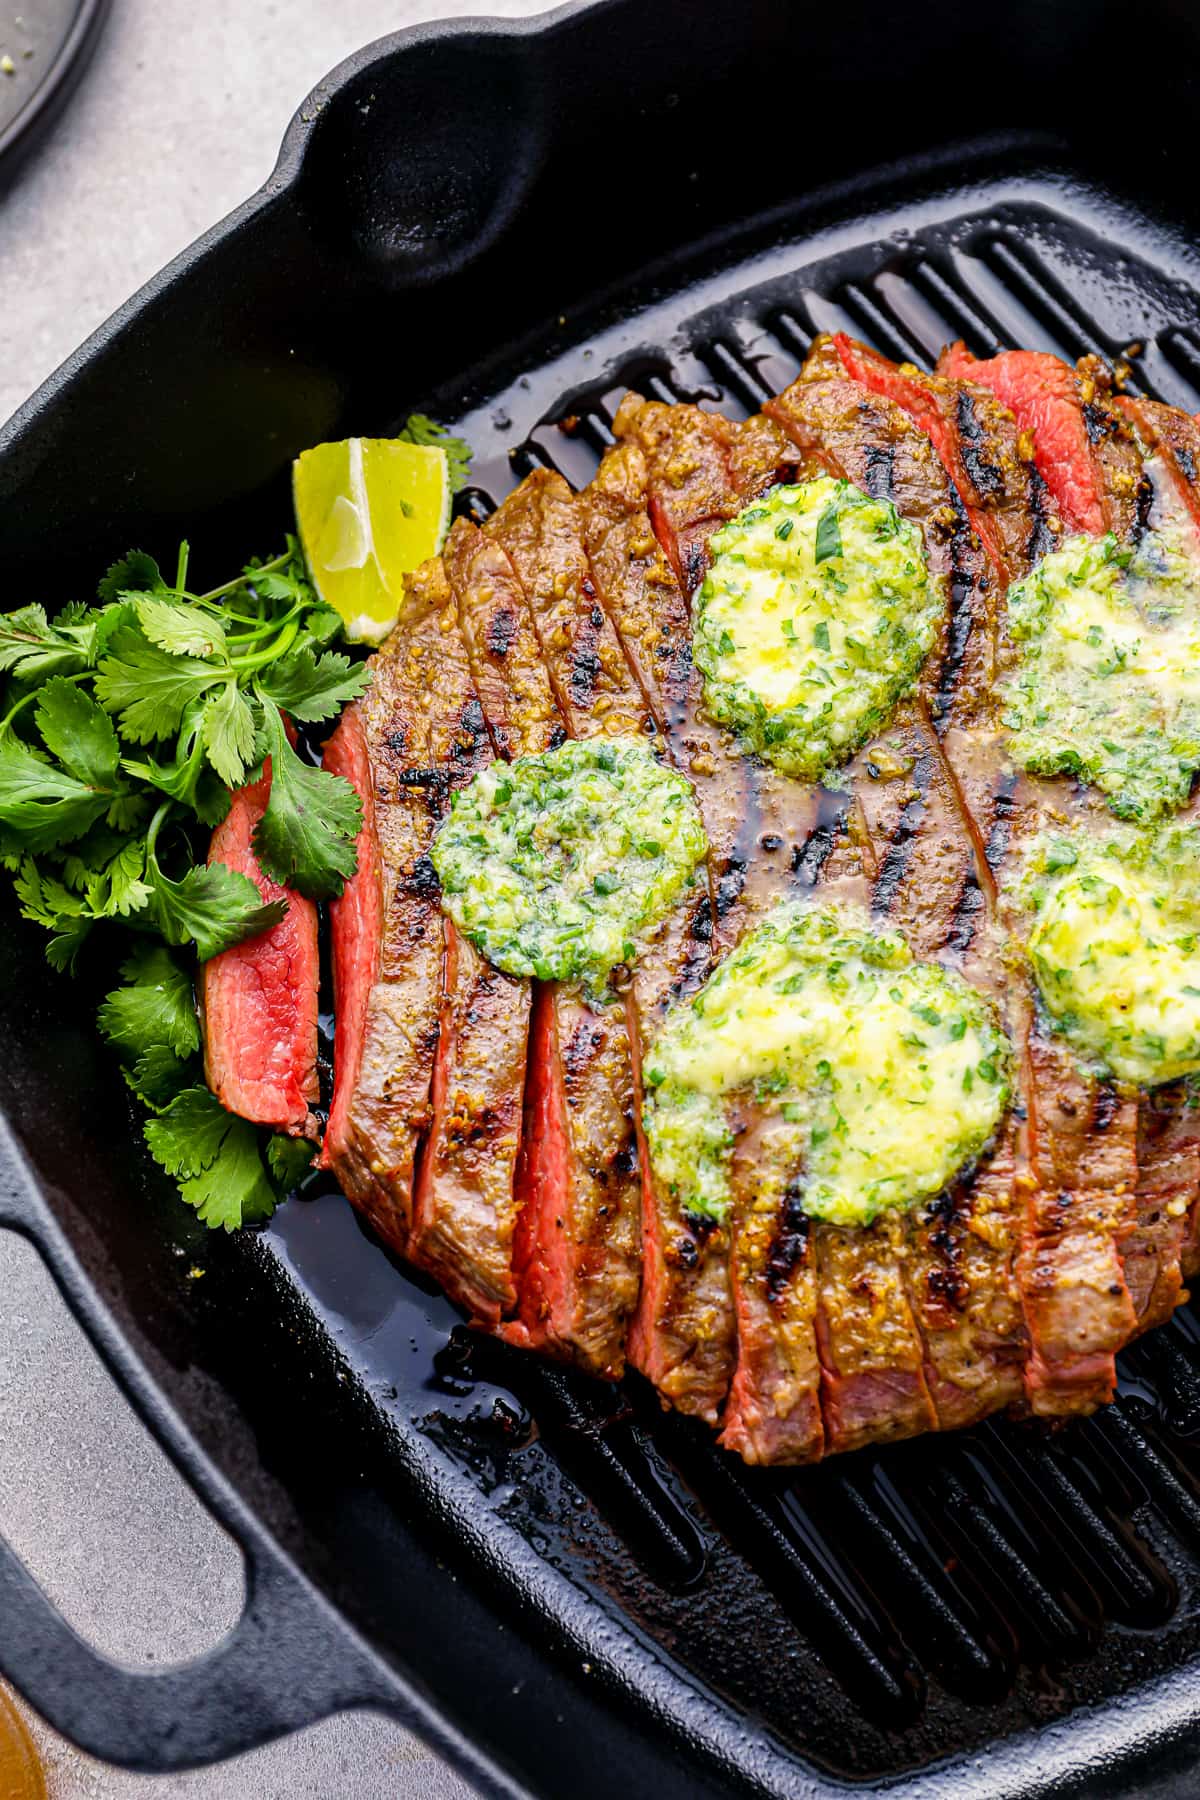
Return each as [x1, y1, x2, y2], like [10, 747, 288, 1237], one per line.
[1083, 401, 1113, 444]
[569, 636, 602, 705]
[486, 607, 517, 656]
[1027, 464, 1057, 566]
[871, 751, 932, 915]
[955, 391, 1005, 496]
[766, 1185, 810, 1305]
[563, 1018, 606, 1091]
[391, 764, 452, 813]
[453, 697, 488, 758]
[403, 853, 441, 902]
[934, 500, 977, 728]
[715, 853, 747, 918]
[944, 873, 985, 955]
[689, 893, 714, 944]
[984, 775, 1019, 873]
[863, 441, 895, 501]
[791, 804, 848, 885]
[1133, 472, 1155, 544]
[549, 722, 569, 750]
[1093, 1082, 1121, 1132]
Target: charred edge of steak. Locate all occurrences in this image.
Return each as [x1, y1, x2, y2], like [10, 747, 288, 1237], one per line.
[1133, 470, 1156, 545]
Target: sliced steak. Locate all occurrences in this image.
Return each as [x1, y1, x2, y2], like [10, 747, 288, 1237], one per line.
[320, 558, 479, 1254]
[413, 520, 561, 1321]
[611, 391, 737, 595]
[611, 394, 827, 1418]
[483, 470, 646, 1377]
[202, 748, 319, 1135]
[768, 361, 1030, 1446]
[767, 369, 985, 721]
[937, 343, 1145, 540]
[819, 331, 1049, 592]
[1116, 393, 1200, 535]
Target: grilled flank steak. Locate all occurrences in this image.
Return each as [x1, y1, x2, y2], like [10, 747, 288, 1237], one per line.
[294, 333, 1200, 1466]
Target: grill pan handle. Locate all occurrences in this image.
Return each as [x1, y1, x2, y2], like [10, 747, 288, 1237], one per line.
[0, 1122, 399, 1771]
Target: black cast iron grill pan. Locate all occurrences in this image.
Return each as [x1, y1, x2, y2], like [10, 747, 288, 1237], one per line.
[9, 3, 1200, 1795]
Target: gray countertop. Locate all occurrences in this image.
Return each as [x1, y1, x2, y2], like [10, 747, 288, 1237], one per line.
[0, 0, 548, 1792]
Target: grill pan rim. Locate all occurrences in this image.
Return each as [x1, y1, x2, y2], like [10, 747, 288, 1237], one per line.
[5, 3, 1200, 1796]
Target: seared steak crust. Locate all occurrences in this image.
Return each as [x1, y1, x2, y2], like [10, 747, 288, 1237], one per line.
[484, 472, 646, 1377]
[320, 559, 483, 1252]
[315, 332, 1200, 1466]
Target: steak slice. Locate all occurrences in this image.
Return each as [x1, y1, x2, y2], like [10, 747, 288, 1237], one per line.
[818, 331, 1051, 592]
[482, 470, 646, 1377]
[611, 391, 737, 595]
[320, 558, 482, 1254]
[937, 343, 1145, 540]
[202, 748, 319, 1135]
[413, 519, 562, 1321]
[767, 369, 985, 721]
[607, 396, 836, 1430]
[768, 363, 1031, 1446]
[1116, 393, 1200, 535]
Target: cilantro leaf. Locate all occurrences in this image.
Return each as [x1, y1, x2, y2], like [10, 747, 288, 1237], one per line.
[97, 550, 166, 602]
[144, 1088, 278, 1230]
[267, 1133, 315, 1191]
[35, 677, 121, 789]
[97, 945, 200, 1060]
[398, 413, 473, 493]
[124, 1042, 195, 1109]
[95, 627, 222, 743]
[0, 605, 89, 680]
[199, 681, 258, 788]
[145, 848, 286, 961]
[254, 644, 370, 723]
[85, 837, 153, 918]
[13, 856, 93, 969]
[0, 733, 113, 851]
[134, 595, 227, 660]
[253, 699, 360, 897]
[122, 697, 232, 827]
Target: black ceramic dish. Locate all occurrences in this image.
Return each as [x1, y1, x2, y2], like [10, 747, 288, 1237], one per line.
[0, 0, 110, 186]
[8, 2, 1200, 1795]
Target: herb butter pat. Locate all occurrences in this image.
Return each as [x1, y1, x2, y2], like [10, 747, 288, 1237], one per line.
[643, 901, 1010, 1228]
[692, 477, 940, 779]
[1025, 825, 1200, 1086]
[431, 736, 707, 992]
[1003, 528, 1200, 820]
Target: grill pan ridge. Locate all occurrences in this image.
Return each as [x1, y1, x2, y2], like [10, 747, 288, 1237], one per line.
[10, 3, 1200, 1795]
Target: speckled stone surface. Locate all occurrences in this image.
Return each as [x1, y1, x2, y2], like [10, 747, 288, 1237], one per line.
[0, 0, 547, 1792]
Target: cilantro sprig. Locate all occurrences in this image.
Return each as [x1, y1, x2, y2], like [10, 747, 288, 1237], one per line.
[1, 536, 367, 971]
[98, 944, 312, 1228]
[0, 534, 368, 1228]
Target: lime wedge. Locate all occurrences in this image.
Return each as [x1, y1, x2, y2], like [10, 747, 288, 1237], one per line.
[292, 437, 453, 644]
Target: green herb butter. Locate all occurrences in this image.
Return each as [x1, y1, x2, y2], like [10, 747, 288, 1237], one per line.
[1024, 823, 1200, 1085]
[642, 900, 1010, 1228]
[431, 736, 707, 992]
[1003, 527, 1200, 820]
[692, 477, 940, 779]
